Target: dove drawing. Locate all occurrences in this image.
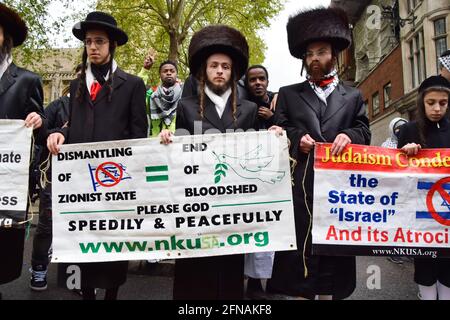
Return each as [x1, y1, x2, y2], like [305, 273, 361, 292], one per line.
[213, 145, 285, 184]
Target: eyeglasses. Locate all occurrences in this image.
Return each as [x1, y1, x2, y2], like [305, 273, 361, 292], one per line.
[304, 50, 331, 59]
[84, 38, 109, 47]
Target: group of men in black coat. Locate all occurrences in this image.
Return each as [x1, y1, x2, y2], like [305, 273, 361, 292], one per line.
[1, 2, 375, 301]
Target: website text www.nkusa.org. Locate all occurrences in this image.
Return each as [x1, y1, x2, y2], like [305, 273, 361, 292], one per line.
[78, 231, 270, 254]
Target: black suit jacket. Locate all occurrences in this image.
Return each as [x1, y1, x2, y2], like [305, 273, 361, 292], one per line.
[275, 81, 371, 158]
[268, 81, 371, 299]
[0, 63, 44, 284]
[0, 63, 45, 142]
[175, 94, 258, 134]
[173, 92, 258, 300]
[64, 68, 148, 144]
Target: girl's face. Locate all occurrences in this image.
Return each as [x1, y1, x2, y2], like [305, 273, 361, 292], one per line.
[424, 90, 449, 122]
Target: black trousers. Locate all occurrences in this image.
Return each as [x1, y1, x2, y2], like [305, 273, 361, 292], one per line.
[31, 186, 52, 268]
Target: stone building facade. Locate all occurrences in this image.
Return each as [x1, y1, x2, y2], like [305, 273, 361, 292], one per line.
[332, 0, 450, 146]
[17, 48, 81, 106]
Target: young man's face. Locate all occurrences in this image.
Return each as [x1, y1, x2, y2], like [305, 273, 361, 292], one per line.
[206, 53, 232, 95]
[247, 68, 268, 99]
[85, 29, 111, 65]
[160, 64, 177, 87]
[305, 41, 335, 80]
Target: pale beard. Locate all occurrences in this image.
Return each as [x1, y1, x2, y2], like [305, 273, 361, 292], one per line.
[206, 78, 232, 96]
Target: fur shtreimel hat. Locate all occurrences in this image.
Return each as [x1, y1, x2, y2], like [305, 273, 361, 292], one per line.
[73, 11, 128, 46]
[287, 7, 352, 59]
[0, 3, 28, 47]
[188, 25, 249, 79]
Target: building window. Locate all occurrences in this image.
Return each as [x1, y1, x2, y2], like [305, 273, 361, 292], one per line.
[372, 92, 380, 117]
[408, 29, 426, 89]
[434, 18, 447, 72]
[407, 0, 418, 14]
[384, 83, 392, 108]
[409, 40, 415, 88]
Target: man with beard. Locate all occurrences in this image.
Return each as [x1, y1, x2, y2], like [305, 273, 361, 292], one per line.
[245, 65, 276, 130]
[0, 3, 44, 298]
[267, 7, 371, 300]
[149, 60, 182, 137]
[160, 25, 258, 300]
[47, 11, 148, 300]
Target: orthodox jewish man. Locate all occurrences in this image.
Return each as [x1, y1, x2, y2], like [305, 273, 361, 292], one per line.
[0, 3, 44, 298]
[160, 25, 259, 299]
[267, 7, 371, 300]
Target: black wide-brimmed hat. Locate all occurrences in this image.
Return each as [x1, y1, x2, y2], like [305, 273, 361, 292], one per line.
[188, 25, 249, 79]
[73, 11, 128, 46]
[0, 3, 28, 47]
[287, 7, 352, 59]
[418, 75, 450, 93]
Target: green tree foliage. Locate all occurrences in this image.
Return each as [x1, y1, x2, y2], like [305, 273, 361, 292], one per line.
[3, 0, 52, 66]
[3, 0, 92, 72]
[97, 0, 285, 84]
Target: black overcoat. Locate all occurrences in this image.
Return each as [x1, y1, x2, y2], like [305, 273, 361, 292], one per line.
[62, 67, 148, 289]
[267, 81, 371, 299]
[173, 94, 258, 300]
[65, 68, 148, 143]
[0, 63, 44, 284]
[397, 118, 450, 287]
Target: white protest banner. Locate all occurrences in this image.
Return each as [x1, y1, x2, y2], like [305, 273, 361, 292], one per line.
[52, 131, 296, 263]
[0, 120, 32, 228]
[313, 143, 450, 258]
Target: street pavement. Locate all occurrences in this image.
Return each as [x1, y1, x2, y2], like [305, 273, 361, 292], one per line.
[0, 213, 418, 300]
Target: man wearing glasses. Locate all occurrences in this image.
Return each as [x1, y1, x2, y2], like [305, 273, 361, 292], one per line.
[267, 7, 371, 300]
[47, 11, 148, 300]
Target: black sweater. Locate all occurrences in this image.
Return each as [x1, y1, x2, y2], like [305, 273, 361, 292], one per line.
[397, 117, 450, 149]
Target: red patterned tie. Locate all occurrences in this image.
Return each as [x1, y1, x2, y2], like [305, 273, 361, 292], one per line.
[314, 77, 335, 88]
[90, 82, 102, 101]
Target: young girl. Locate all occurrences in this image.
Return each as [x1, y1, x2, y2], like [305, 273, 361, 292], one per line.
[397, 75, 450, 300]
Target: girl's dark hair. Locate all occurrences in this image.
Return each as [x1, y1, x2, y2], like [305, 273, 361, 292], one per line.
[416, 86, 450, 147]
[197, 59, 238, 126]
[76, 38, 117, 103]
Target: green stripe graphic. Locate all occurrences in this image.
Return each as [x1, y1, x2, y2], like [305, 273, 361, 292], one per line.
[145, 165, 169, 183]
[146, 166, 168, 172]
[146, 175, 169, 182]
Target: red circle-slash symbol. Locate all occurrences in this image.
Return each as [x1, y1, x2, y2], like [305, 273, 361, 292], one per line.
[426, 177, 450, 227]
[95, 162, 123, 188]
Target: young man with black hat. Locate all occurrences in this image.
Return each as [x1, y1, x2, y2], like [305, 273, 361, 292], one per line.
[47, 11, 148, 300]
[160, 25, 259, 300]
[0, 3, 45, 298]
[267, 7, 371, 300]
